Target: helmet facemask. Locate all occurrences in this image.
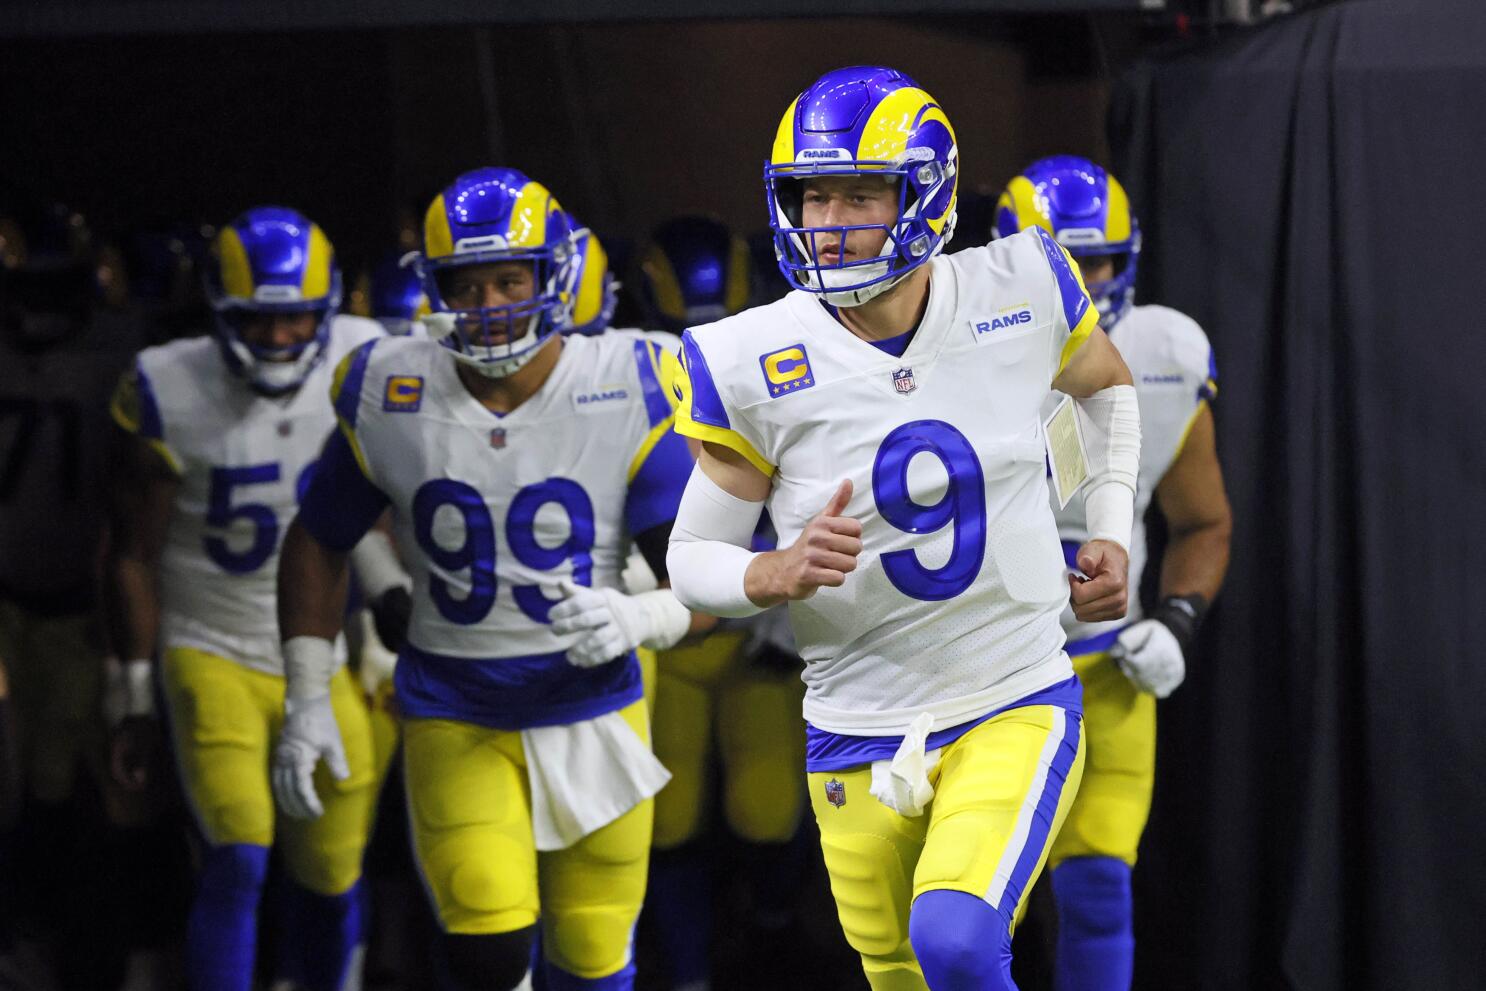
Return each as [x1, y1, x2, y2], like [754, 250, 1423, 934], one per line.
[766, 149, 956, 308]
[209, 291, 337, 398]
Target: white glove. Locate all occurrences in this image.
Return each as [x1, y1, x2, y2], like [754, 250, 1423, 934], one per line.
[549, 579, 691, 668]
[272, 694, 349, 820]
[1110, 619, 1186, 698]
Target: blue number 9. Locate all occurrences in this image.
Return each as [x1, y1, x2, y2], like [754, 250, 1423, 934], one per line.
[412, 479, 497, 625]
[506, 478, 596, 623]
[871, 419, 987, 601]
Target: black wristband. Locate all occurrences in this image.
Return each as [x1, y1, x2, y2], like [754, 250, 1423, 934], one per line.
[1148, 594, 1208, 659]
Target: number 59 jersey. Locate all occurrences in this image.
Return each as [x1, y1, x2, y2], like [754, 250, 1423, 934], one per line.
[323, 332, 690, 729]
[110, 316, 385, 673]
[675, 227, 1102, 737]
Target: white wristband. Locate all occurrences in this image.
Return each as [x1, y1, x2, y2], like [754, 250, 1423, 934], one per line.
[282, 636, 339, 701]
[1084, 480, 1136, 553]
[349, 530, 411, 602]
[104, 658, 156, 726]
[630, 588, 693, 651]
[667, 465, 765, 618]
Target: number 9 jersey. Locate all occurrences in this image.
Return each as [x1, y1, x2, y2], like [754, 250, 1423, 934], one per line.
[300, 331, 692, 729]
[110, 316, 385, 672]
[674, 227, 1101, 737]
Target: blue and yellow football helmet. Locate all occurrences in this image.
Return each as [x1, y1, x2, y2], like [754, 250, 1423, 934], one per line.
[563, 213, 618, 337]
[367, 250, 428, 336]
[765, 66, 958, 306]
[994, 156, 1141, 330]
[203, 206, 341, 395]
[417, 167, 577, 375]
[637, 217, 751, 332]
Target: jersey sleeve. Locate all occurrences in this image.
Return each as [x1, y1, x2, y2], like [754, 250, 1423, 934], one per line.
[297, 429, 390, 552]
[672, 329, 775, 477]
[1173, 321, 1219, 459]
[328, 338, 379, 481]
[625, 339, 694, 536]
[1030, 226, 1103, 377]
[108, 359, 182, 474]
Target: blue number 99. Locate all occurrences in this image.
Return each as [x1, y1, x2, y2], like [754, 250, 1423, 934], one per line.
[871, 419, 987, 601]
[412, 479, 498, 625]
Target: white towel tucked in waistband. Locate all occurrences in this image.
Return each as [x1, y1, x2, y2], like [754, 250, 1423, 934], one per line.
[522, 709, 671, 851]
[869, 711, 942, 818]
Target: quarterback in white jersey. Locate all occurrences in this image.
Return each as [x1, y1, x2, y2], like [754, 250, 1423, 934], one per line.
[996, 156, 1231, 991]
[273, 168, 699, 991]
[108, 207, 387, 991]
[667, 68, 1142, 991]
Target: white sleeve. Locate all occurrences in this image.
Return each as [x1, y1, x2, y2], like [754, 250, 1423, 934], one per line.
[1075, 384, 1141, 551]
[666, 465, 766, 618]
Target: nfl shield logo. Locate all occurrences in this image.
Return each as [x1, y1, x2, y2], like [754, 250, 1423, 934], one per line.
[277, 421, 293, 437]
[825, 778, 846, 809]
[892, 367, 916, 395]
[489, 428, 507, 450]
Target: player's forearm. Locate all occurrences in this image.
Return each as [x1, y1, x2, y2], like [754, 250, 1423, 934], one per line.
[1159, 515, 1232, 604]
[742, 552, 792, 610]
[107, 555, 162, 662]
[278, 519, 351, 643]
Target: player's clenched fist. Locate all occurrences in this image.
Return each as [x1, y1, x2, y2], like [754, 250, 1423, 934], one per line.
[1069, 539, 1130, 623]
[746, 479, 863, 605]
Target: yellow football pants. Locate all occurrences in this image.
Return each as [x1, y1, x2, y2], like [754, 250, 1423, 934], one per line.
[0, 602, 103, 805]
[160, 646, 378, 896]
[402, 699, 654, 982]
[1048, 650, 1155, 868]
[808, 703, 1086, 991]
[651, 631, 806, 848]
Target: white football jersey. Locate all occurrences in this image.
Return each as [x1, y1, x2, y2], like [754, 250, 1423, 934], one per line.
[333, 332, 684, 665]
[1050, 304, 1216, 650]
[0, 312, 144, 600]
[675, 227, 1104, 736]
[112, 316, 384, 672]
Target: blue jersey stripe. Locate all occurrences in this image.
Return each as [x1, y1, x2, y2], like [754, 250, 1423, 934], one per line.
[679, 330, 731, 430]
[297, 428, 388, 552]
[1065, 628, 1122, 658]
[803, 676, 1083, 772]
[394, 643, 642, 730]
[334, 339, 377, 428]
[626, 428, 691, 537]
[1032, 227, 1093, 334]
[632, 340, 672, 428]
[134, 361, 165, 441]
[991, 710, 1082, 923]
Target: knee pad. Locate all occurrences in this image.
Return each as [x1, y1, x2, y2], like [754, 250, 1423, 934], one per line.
[202, 796, 274, 848]
[443, 928, 534, 991]
[817, 832, 913, 960]
[1052, 856, 1132, 940]
[420, 830, 536, 931]
[909, 889, 1013, 991]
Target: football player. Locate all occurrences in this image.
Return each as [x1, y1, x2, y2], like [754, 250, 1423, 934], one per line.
[666, 67, 1142, 990]
[995, 156, 1231, 991]
[107, 206, 392, 991]
[633, 216, 806, 991]
[271, 167, 700, 991]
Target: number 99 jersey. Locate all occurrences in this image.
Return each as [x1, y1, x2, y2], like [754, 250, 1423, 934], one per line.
[110, 316, 386, 672]
[674, 227, 1101, 737]
[312, 332, 691, 729]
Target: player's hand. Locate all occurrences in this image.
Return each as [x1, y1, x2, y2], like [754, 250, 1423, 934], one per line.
[1110, 618, 1185, 698]
[754, 479, 862, 603]
[109, 717, 160, 792]
[369, 585, 412, 654]
[272, 695, 348, 820]
[1068, 539, 1129, 623]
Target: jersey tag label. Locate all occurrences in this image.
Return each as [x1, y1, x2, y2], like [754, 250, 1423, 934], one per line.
[759, 343, 815, 398]
[383, 375, 423, 412]
[1044, 395, 1089, 510]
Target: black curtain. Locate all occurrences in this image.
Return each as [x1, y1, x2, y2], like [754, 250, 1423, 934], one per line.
[1108, 1, 1486, 988]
